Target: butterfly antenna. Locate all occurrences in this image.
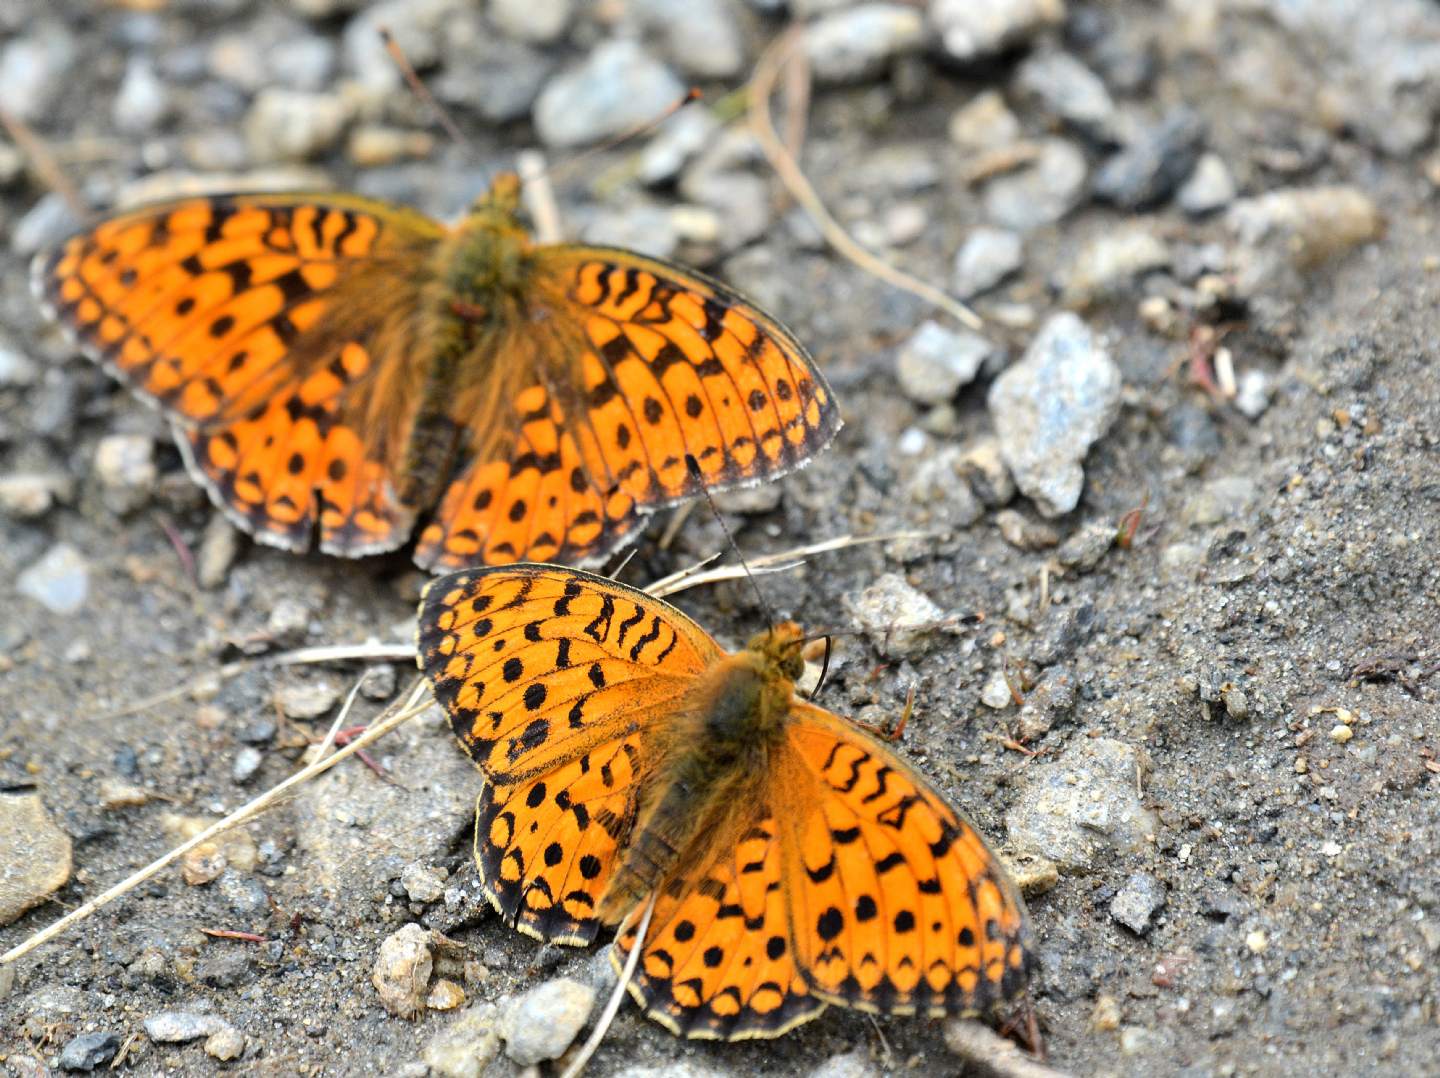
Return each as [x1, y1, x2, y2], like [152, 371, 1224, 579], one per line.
[805, 634, 834, 701]
[535, 88, 701, 189]
[685, 454, 778, 628]
[378, 26, 474, 153]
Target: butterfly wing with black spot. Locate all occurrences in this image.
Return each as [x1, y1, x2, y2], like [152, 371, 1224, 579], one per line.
[412, 246, 843, 570]
[416, 564, 723, 942]
[33, 193, 445, 555]
[777, 701, 1034, 1018]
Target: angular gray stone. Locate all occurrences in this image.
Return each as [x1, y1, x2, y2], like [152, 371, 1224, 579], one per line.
[1006, 738, 1157, 872]
[953, 227, 1023, 297]
[1015, 49, 1116, 142]
[1093, 109, 1206, 210]
[988, 314, 1122, 517]
[948, 90, 1021, 151]
[1110, 872, 1167, 934]
[895, 320, 996, 404]
[844, 574, 946, 659]
[534, 41, 684, 149]
[982, 139, 1088, 231]
[805, 3, 926, 84]
[1178, 152, 1237, 216]
[113, 56, 171, 134]
[490, 0, 573, 44]
[0, 792, 72, 925]
[17, 542, 90, 615]
[501, 977, 596, 1065]
[244, 88, 350, 162]
[931, 0, 1065, 61]
[58, 1032, 119, 1072]
[144, 1011, 228, 1043]
[1059, 229, 1170, 307]
[635, 0, 745, 79]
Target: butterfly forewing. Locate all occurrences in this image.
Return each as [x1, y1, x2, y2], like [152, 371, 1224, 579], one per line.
[34, 192, 444, 555]
[417, 565, 724, 941]
[411, 245, 843, 570]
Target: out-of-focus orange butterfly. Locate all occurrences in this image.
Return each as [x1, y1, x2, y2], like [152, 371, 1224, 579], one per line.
[32, 175, 840, 570]
[416, 563, 1034, 1039]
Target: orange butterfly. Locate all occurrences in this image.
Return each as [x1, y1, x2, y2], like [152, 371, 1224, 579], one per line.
[32, 175, 840, 570]
[416, 564, 1034, 1039]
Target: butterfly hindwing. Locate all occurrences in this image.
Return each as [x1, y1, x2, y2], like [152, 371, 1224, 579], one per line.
[779, 701, 1034, 1017]
[614, 814, 824, 1040]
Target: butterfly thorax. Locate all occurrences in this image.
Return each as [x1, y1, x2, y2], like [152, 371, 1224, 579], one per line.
[395, 188, 538, 507]
[597, 622, 807, 922]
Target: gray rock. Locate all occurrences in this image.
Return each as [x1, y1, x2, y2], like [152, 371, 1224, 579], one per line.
[113, 56, 171, 134]
[402, 863, 447, 904]
[58, 1032, 119, 1072]
[804, 3, 926, 84]
[490, 0, 573, 44]
[638, 103, 720, 187]
[270, 34, 337, 92]
[904, 447, 984, 531]
[1177, 152, 1237, 216]
[196, 514, 241, 589]
[996, 509, 1059, 550]
[931, 0, 1065, 61]
[1057, 521, 1114, 572]
[679, 129, 773, 251]
[534, 40, 684, 149]
[844, 573, 946, 659]
[373, 924, 436, 1019]
[895, 320, 995, 405]
[1184, 476, 1259, 527]
[436, 31, 553, 125]
[359, 663, 398, 700]
[204, 1026, 246, 1061]
[0, 791, 72, 925]
[0, 343, 39, 387]
[423, 1002, 502, 1078]
[579, 202, 679, 262]
[1060, 228, 1170, 307]
[636, 0, 745, 79]
[244, 88, 350, 162]
[1093, 109, 1206, 210]
[501, 978, 596, 1065]
[947, 90, 1021, 151]
[713, 483, 783, 515]
[956, 439, 1016, 507]
[266, 597, 311, 644]
[0, 27, 75, 122]
[196, 949, 254, 988]
[1226, 186, 1383, 267]
[1234, 369, 1273, 420]
[982, 139, 1088, 231]
[94, 433, 157, 514]
[953, 227, 1023, 297]
[1015, 50, 1117, 142]
[342, 0, 461, 98]
[274, 678, 341, 720]
[218, 870, 269, 917]
[0, 473, 71, 519]
[808, 1049, 880, 1078]
[1005, 737, 1157, 872]
[144, 1010, 228, 1042]
[1015, 667, 1077, 741]
[12, 191, 81, 257]
[232, 747, 264, 784]
[988, 313, 1122, 517]
[1110, 872, 1167, 934]
[17, 542, 90, 615]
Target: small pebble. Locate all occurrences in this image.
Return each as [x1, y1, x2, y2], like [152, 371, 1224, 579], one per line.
[931, 0, 1064, 61]
[843, 574, 947, 659]
[948, 90, 1021, 151]
[1109, 872, 1167, 934]
[983, 139, 1089, 231]
[1329, 724, 1353, 744]
[1014, 49, 1117, 142]
[144, 1010, 227, 1043]
[501, 977, 596, 1065]
[804, 3, 926, 85]
[1060, 229, 1170, 307]
[275, 679, 341, 719]
[0, 473, 71, 519]
[996, 509, 1060, 550]
[266, 597, 311, 644]
[1091, 994, 1122, 1031]
[426, 979, 466, 1011]
[232, 747, 264, 784]
[634, 0, 745, 79]
[98, 778, 149, 809]
[1178, 152, 1237, 216]
[373, 924, 439, 1019]
[57, 1032, 120, 1073]
[402, 863, 448, 904]
[204, 1026, 246, 1061]
[94, 433, 157, 514]
[489, 0, 573, 44]
[1233, 369, 1273, 420]
[980, 669, 1014, 710]
[0, 792, 73, 925]
[989, 313, 1122, 518]
[953, 227, 1023, 297]
[534, 41, 684, 149]
[17, 543, 90, 615]
[1093, 109, 1207, 210]
[1227, 186, 1384, 267]
[1245, 929, 1268, 953]
[196, 514, 241, 589]
[182, 842, 228, 886]
[895, 320, 996, 405]
[1057, 522, 1114, 572]
[244, 88, 350, 162]
[113, 55, 170, 134]
[957, 439, 1016, 507]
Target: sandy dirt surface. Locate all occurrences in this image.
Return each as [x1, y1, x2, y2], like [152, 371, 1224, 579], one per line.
[2, 1, 1438, 1075]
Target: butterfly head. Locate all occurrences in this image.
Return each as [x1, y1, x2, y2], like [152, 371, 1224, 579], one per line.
[745, 620, 806, 683]
[473, 171, 523, 215]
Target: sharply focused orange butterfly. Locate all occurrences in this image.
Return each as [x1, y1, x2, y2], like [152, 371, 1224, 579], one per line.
[32, 175, 840, 570]
[416, 564, 1033, 1039]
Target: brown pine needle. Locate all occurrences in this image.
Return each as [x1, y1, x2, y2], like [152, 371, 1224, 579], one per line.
[0, 104, 84, 215]
[748, 27, 983, 332]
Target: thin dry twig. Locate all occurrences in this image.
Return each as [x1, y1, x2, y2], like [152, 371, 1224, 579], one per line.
[1, 680, 430, 967]
[0, 104, 85, 215]
[944, 1019, 1067, 1078]
[748, 27, 983, 332]
[558, 893, 657, 1078]
[517, 149, 563, 244]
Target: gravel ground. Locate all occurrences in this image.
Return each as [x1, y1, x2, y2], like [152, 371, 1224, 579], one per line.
[3, 1, 1439, 1075]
